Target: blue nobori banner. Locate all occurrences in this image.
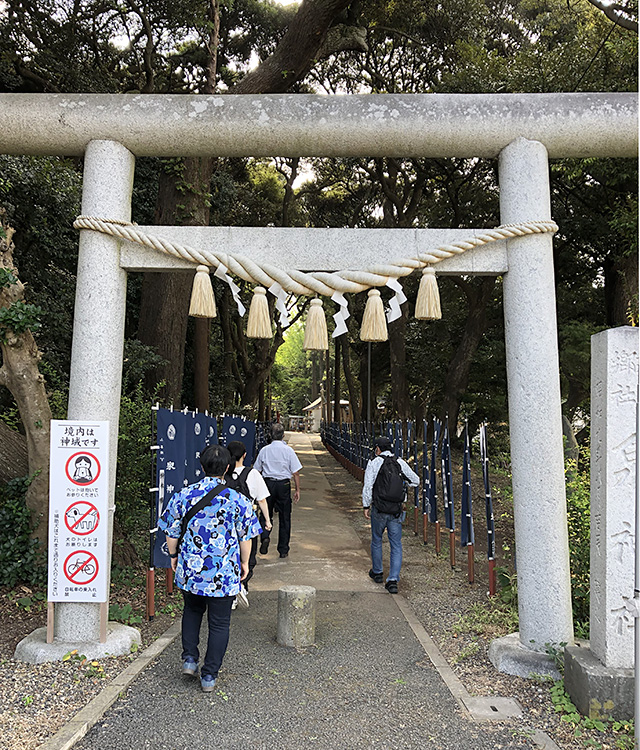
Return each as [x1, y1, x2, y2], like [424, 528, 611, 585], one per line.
[151, 409, 254, 568]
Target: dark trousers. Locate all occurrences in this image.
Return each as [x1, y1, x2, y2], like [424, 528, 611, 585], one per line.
[261, 478, 292, 555]
[181, 590, 234, 679]
[245, 535, 258, 589]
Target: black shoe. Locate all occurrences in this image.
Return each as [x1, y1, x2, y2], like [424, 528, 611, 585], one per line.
[260, 538, 269, 555]
[368, 569, 384, 584]
[385, 580, 398, 594]
[279, 552, 288, 558]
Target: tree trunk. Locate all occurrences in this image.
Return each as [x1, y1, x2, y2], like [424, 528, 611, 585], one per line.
[341, 336, 360, 422]
[0, 220, 52, 543]
[233, 0, 353, 96]
[193, 318, 210, 411]
[258, 381, 265, 421]
[562, 413, 579, 468]
[441, 277, 497, 432]
[0, 421, 28, 484]
[138, 156, 216, 406]
[325, 346, 332, 423]
[311, 352, 319, 401]
[389, 306, 410, 419]
[604, 251, 639, 326]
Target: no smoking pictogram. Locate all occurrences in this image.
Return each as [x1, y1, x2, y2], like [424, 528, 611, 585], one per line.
[65, 452, 101, 486]
[63, 551, 99, 585]
[64, 501, 100, 536]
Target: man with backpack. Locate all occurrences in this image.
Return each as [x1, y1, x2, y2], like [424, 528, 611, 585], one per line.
[225, 440, 272, 608]
[158, 444, 262, 692]
[362, 437, 419, 594]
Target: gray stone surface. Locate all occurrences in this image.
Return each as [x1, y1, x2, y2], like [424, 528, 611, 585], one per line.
[498, 138, 574, 652]
[564, 643, 634, 721]
[277, 585, 316, 648]
[120, 226, 508, 275]
[0, 93, 636, 158]
[590, 327, 638, 669]
[14, 623, 141, 664]
[488, 633, 561, 680]
[58, 139, 135, 642]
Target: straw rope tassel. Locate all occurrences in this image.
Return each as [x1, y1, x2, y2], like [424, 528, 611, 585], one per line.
[303, 298, 329, 351]
[415, 267, 441, 320]
[360, 289, 388, 342]
[247, 287, 272, 338]
[189, 265, 217, 318]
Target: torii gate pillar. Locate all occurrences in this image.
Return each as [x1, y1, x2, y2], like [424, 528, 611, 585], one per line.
[490, 138, 574, 675]
[15, 140, 142, 661]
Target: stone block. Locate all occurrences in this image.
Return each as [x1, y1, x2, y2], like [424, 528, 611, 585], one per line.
[590, 327, 638, 669]
[14, 623, 141, 664]
[277, 585, 316, 648]
[564, 643, 634, 721]
[488, 632, 561, 679]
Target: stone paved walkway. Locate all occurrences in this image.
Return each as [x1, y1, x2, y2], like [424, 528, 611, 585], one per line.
[74, 433, 532, 750]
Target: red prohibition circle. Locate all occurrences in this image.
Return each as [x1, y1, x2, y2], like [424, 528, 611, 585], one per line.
[65, 452, 101, 486]
[63, 551, 99, 585]
[64, 501, 100, 536]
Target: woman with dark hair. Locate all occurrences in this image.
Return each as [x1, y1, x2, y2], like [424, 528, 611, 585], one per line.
[158, 444, 261, 692]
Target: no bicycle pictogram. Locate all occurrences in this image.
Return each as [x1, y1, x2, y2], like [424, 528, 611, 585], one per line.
[65, 451, 101, 487]
[63, 551, 99, 585]
[64, 501, 100, 536]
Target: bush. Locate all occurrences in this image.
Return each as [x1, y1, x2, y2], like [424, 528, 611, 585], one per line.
[565, 448, 591, 631]
[0, 476, 46, 587]
[115, 382, 155, 538]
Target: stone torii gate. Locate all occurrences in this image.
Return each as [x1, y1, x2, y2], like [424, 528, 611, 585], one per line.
[1, 92, 637, 672]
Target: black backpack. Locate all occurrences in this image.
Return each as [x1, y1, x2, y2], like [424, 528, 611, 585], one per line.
[372, 456, 406, 516]
[224, 465, 252, 501]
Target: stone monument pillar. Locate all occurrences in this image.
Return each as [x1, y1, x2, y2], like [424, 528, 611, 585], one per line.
[565, 326, 637, 720]
[15, 140, 141, 662]
[489, 138, 574, 677]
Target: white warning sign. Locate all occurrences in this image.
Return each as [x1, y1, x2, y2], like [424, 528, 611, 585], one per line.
[47, 421, 109, 602]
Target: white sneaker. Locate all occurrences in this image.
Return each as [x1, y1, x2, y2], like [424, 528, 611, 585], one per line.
[236, 585, 249, 609]
[231, 598, 238, 610]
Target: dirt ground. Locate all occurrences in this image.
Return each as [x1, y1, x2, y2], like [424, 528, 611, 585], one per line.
[0, 441, 633, 750]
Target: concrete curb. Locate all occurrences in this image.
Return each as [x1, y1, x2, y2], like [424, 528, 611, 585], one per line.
[38, 620, 181, 750]
[392, 595, 562, 749]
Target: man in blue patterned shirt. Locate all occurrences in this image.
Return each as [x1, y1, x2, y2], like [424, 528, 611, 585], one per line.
[158, 443, 262, 692]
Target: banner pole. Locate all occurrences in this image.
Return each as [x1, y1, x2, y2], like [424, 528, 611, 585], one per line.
[449, 529, 456, 569]
[488, 559, 496, 596]
[467, 544, 475, 583]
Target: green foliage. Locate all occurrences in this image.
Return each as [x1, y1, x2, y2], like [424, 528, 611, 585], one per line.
[272, 321, 313, 415]
[566, 448, 591, 630]
[550, 682, 635, 748]
[450, 599, 518, 637]
[108, 602, 143, 626]
[62, 650, 106, 678]
[0, 300, 43, 342]
[15, 591, 46, 612]
[495, 565, 518, 607]
[115, 382, 156, 536]
[0, 476, 46, 587]
[0, 268, 18, 288]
